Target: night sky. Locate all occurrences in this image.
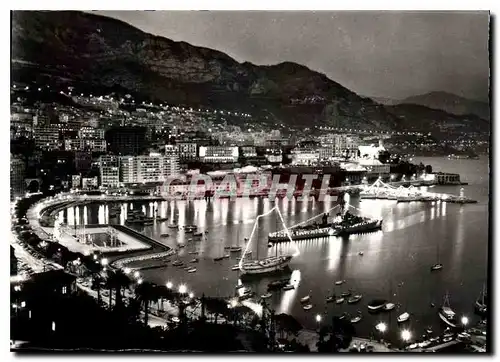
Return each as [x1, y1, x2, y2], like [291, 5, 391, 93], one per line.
[94, 11, 490, 101]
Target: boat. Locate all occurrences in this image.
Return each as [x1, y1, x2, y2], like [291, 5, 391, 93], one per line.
[350, 314, 362, 323]
[239, 255, 293, 276]
[190, 258, 199, 263]
[160, 233, 170, 237]
[172, 260, 183, 267]
[187, 238, 193, 242]
[267, 207, 382, 242]
[358, 251, 364, 256]
[341, 291, 351, 297]
[193, 232, 203, 237]
[367, 299, 387, 312]
[338, 312, 348, 320]
[438, 294, 457, 327]
[177, 243, 186, 248]
[302, 304, 313, 311]
[235, 284, 245, 290]
[475, 284, 487, 315]
[335, 297, 345, 304]
[283, 284, 295, 291]
[397, 312, 410, 323]
[426, 327, 433, 335]
[261, 293, 272, 299]
[300, 295, 311, 303]
[431, 263, 443, 271]
[335, 280, 343, 286]
[326, 295, 336, 303]
[384, 302, 396, 311]
[168, 224, 178, 229]
[225, 246, 242, 252]
[213, 256, 224, 262]
[187, 268, 197, 273]
[239, 291, 255, 301]
[267, 279, 289, 290]
[188, 251, 199, 255]
[231, 265, 240, 271]
[268, 243, 273, 248]
[347, 294, 362, 304]
[223, 254, 231, 259]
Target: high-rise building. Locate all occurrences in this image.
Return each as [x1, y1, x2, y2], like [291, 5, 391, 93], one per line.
[98, 156, 120, 188]
[120, 154, 179, 184]
[10, 155, 25, 200]
[33, 125, 60, 151]
[65, 139, 107, 152]
[177, 142, 198, 162]
[78, 127, 105, 139]
[105, 126, 147, 156]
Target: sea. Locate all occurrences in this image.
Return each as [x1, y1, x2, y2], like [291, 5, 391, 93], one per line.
[60, 156, 490, 346]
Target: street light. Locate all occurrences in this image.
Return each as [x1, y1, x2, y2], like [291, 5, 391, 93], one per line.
[134, 271, 140, 279]
[189, 292, 194, 299]
[461, 316, 469, 328]
[178, 284, 187, 294]
[166, 281, 173, 289]
[123, 267, 131, 275]
[376, 322, 387, 333]
[401, 329, 411, 343]
[230, 299, 238, 308]
[315, 314, 322, 323]
[137, 278, 143, 284]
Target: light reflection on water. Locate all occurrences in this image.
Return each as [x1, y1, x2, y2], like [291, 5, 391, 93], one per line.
[59, 157, 489, 344]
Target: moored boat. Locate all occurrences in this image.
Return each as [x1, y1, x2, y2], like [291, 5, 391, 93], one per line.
[261, 293, 272, 299]
[431, 263, 443, 271]
[397, 312, 410, 323]
[335, 297, 345, 304]
[350, 313, 362, 324]
[367, 299, 387, 312]
[282, 284, 295, 291]
[384, 302, 396, 311]
[302, 304, 313, 311]
[300, 295, 311, 303]
[239, 255, 293, 276]
[347, 294, 362, 304]
[438, 294, 457, 327]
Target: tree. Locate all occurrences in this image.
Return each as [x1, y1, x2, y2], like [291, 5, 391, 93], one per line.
[107, 270, 131, 310]
[134, 281, 155, 326]
[425, 164, 433, 174]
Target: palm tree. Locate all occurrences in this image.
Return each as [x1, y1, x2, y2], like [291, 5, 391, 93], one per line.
[135, 281, 155, 326]
[108, 270, 131, 309]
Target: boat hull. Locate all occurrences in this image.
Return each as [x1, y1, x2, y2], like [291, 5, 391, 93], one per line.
[240, 256, 293, 276]
[438, 311, 457, 327]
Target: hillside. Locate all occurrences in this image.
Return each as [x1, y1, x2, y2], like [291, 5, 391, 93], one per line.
[397, 91, 490, 121]
[11, 10, 403, 130]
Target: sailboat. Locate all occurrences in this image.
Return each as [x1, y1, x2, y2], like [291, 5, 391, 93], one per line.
[475, 284, 487, 315]
[225, 230, 243, 252]
[239, 213, 293, 276]
[438, 293, 457, 327]
[431, 238, 443, 271]
[213, 241, 225, 262]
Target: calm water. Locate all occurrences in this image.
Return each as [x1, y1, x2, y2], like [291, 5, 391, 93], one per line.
[61, 157, 489, 345]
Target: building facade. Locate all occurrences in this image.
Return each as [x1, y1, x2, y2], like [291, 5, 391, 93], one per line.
[120, 154, 180, 184]
[33, 125, 60, 151]
[98, 156, 120, 188]
[10, 155, 25, 200]
[199, 146, 239, 163]
[65, 139, 107, 152]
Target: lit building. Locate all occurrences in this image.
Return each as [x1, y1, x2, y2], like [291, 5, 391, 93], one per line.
[65, 139, 107, 152]
[199, 146, 239, 163]
[71, 175, 82, 189]
[291, 149, 319, 166]
[10, 155, 25, 200]
[120, 153, 180, 184]
[241, 146, 257, 158]
[318, 147, 335, 161]
[82, 177, 99, 190]
[333, 134, 360, 158]
[358, 140, 386, 160]
[99, 156, 120, 188]
[33, 125, 60, 151]
[177, 142, 198, 161]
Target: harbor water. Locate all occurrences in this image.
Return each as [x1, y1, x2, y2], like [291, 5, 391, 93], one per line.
[59, 157, 489, 345]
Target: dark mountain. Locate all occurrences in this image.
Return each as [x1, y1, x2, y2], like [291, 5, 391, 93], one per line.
[396, 91, 490, 121]
[11, 10, 402, 129]
[366, 96, 398, 106]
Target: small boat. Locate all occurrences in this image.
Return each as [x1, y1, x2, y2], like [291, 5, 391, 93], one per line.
[358, 251, 364, 256]
[431, 263, 443, 271]
[193, 232, 203, 237]
[187, 238, 193, 242]
[300, 295, 311, 303]
[438, 294, 457, 327]
[282, 284, 295, 291]
[426, 327, 433, 334]
[188, 251, 199, 255]
[335, 297, 345, 304]
[302, 304, 313, 311]
[338, 312, 348, 320]
[190, 258, 199, 263]
[267, 279, 288, 290]
[168, 224, 178, 229]
[172, 260, 183, 267]
[231, 265, 240, 271]
[367, 299, 387, 312]
[223, 254, 231, 259]
[187, 268, 197, 273]
[239, 292, 255, 301]
[213, 256, 224, 262]
[268, 243, 273, 248]
[261, 293, 272, 299]
[430, 302, 435, 308]
[225, 246, 242, 252]
[347, 294, 362, 304]
[384, 302, 396, 311]
[177, 244, 186, 248]
[335, 280, 343, 285]
[397, 312, 410, 323]
[341, 291, 351, 297]
[160, 233, 170, 237]
[350, 314, 362, 323]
